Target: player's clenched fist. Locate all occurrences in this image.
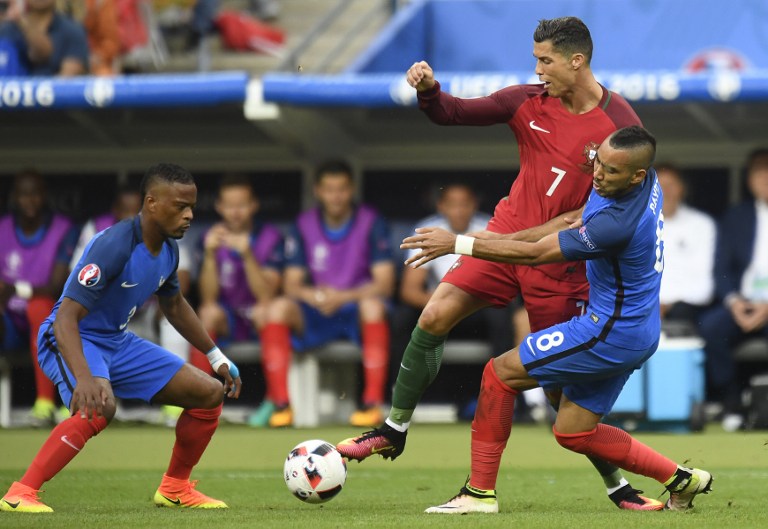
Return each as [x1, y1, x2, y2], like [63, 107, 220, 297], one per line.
[406, 61, 435, 92]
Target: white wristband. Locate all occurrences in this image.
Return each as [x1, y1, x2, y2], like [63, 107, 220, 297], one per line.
[454, 235, 475, 256]
[14, 280, 32, 300]
[206, 346, 232, 372]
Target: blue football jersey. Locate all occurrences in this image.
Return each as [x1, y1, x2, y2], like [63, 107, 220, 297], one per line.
[48, 216, 180, 338]
[558, 169, 664, 349]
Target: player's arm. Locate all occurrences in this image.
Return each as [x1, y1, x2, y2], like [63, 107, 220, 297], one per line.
[242, 257, 280, 301]
[408, 61, 521, 125]
[331, 261, 396, 305]
[52, 297, 108, 420]
[483, 206, 585, 243]
[399, 265, 432, 309]
[402, 227, 565, 268]
[198, 225, 224, 304]
[158, 291, 241, 398]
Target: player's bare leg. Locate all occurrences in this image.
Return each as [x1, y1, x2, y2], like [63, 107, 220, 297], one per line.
[152, 364, 228, 509]
[337, 283, 488, 461]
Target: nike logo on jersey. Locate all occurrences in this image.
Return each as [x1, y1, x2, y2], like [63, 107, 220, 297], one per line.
[121, 281, 139, 288]
[529, 120, 551, 133]
[400, 363, 412, 371]
[61, 435, 81, 451]
[526, 336, 536, 356]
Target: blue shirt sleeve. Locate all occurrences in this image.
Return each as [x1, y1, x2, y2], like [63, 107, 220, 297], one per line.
[368, 216, 393, 263]
[558, 208, 633, 262]
[156, 240, 180, 297]
[55, 225, 81, 265]
[64, 228, 132, 311]
[284, 225, 306, 268]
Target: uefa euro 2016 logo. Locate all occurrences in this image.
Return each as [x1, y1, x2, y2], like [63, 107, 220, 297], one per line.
[77, 263, 102, 287]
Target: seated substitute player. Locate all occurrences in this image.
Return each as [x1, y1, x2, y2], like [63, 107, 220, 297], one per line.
[0, 163, 242, 514]
[400, 127, 713, 513]
[260, 160, 395, 427]
[195, 174, 284, 427]
[0, 169, 80, 425]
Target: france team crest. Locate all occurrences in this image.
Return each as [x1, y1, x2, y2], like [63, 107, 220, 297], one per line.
[78, 263, 102, 287]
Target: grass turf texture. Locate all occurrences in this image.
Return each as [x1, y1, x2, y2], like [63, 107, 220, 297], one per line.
[1, 423, 767, 528]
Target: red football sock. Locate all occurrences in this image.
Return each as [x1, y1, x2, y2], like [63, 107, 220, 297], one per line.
[27, 296, 56, 401]
[470, 359, 518, 491]
[554, 423, 678, 483]
[361, 321, 389, 406]
[20, 415, 108, 489]
[260, 323, 292, 406]
[166, 404, 222, 481]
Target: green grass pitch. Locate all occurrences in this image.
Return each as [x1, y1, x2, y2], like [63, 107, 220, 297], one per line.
[1, 423, 767, 528]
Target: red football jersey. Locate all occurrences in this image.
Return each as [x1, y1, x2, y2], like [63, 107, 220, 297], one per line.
[418, 81, 641, 231]
[418, 81, 641, 282]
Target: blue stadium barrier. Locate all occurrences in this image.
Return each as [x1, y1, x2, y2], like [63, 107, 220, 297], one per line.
[1, 68, 766, 111]
[0, 71, 248, 110]
[262, 69, 768, 106]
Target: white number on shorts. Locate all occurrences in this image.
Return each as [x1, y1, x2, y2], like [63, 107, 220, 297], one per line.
[546, 167, 567, 197]
[119, 305, 137, 331]
[536, 331, 565, 352]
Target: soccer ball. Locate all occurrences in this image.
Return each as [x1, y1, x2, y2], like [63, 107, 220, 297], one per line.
[284, 439, 347, 503]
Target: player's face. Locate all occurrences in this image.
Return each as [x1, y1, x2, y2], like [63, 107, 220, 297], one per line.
[437, 187, 477, 233]
[148, 182, 197, 240]
[533, 40, 576, 98]
[215, 185, 258, 232]
[13, 175, 46, 221]
[747, 156, 768, 204]
[592, 143, 645, 198]
[315, 173, 354, 219]
[658, 169, 684, 216]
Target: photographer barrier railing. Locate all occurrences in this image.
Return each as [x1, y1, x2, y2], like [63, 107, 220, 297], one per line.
[1, 69, 768, 112]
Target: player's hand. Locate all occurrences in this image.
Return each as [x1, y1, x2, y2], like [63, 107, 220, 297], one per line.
[203, 224, 226, 251]
[314, 286, 345, 316]
[70, 376, 108, 420]
[217, 363, 242, 399]
[406, 61, 436, 92]
[223, 231, 251, 257]
[401, 227, 455, 268]
[564, 215, 583, 229]
[736, 301, 768, 333]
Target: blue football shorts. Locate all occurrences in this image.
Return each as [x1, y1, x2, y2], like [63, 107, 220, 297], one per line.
[518, 317, 658, 415]
[291, 302, 361, 352]
[37, 323, 185, 409]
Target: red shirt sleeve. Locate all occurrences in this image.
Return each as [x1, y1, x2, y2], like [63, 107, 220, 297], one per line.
[417, 81, 543, 126]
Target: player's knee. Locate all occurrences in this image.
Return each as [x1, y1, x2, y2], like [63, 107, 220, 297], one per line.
[358, 296, 386, 321]
[266, 296, 296, 323]
[553, 426, 591, 454]
[101, 398, 117, 423]
[200, 377, 225, 408]
[417, 303, 453, 335]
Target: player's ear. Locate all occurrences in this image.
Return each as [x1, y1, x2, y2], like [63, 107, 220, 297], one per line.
[571, 53, 585, 70]
[631, 169, 647, 186]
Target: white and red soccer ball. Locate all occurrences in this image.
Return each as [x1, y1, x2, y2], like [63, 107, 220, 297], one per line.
[284, 439, 346, 504]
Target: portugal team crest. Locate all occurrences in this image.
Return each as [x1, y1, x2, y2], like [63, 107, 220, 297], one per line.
[579, 141, 600, 173]
[78, 263, 102, 287]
